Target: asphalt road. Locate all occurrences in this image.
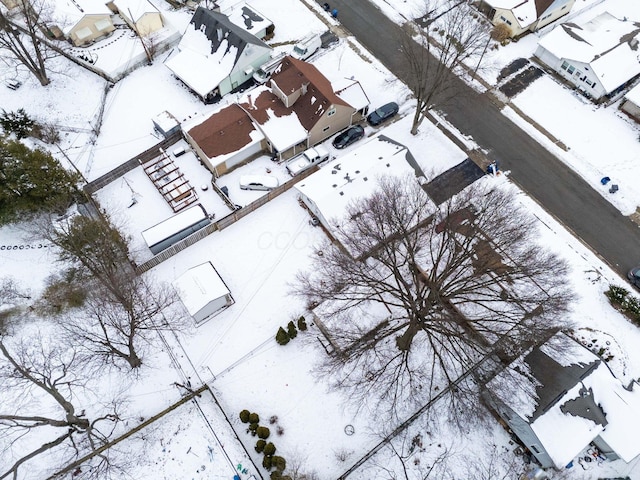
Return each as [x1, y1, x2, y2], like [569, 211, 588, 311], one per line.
[319, 0, 640, 276]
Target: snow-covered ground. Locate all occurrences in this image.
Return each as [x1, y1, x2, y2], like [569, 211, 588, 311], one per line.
[3, 0, 640, 478]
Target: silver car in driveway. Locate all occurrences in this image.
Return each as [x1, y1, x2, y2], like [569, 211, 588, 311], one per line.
[239, 175, 279, 191]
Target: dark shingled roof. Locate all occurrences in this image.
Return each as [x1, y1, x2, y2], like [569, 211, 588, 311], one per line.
[188, 104, 257, 159]
[525, 344, 602, 422]
[534, 0, 556, 17]
[188, 7, 270, 66]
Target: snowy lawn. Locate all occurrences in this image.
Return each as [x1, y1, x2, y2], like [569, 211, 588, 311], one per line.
[3, 0, 640, 478]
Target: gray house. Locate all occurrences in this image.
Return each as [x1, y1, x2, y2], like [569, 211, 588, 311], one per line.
[483, 333, 640, 470]
[165, 7, 272, 103]
[173, 261, 234, 325]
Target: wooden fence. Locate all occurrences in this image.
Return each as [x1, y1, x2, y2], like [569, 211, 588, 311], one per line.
[135, 165, 319, 273]
[84, 131, 183, 194]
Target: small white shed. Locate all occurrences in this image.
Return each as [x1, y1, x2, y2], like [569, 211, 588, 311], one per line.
[173, 262, 233, 324]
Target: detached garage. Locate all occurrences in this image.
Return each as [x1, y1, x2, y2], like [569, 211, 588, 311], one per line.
[173, 262, 234, 324]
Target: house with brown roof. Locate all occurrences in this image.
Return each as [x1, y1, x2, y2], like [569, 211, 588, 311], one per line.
[239, 55, 369, 159]
[484, 0, 575, 38]
[184, 104, 266, 177]
[184, 56, 370, 175]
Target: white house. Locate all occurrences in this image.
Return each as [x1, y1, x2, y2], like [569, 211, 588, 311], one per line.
[165, 6, 272, 103]
[173, 262, 234, 324]
[295, 135, 429, 255]
[535, 12, 640, 100]
[483, 332, 640, 469]
[484, 0, 574, 37]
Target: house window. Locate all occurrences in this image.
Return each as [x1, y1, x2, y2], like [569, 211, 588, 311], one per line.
[561, 61, 569, 70]
[327, 108, 336, 117]
[531, 445, 540, 454]
[500, 15, 507, 21]
[585, 80, 593, 86]
[322, 125, 331, 132]
[505, 19, 512, 25]
[567, 65, 575, 74]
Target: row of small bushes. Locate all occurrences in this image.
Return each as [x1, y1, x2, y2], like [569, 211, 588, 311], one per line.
[239, 410, 290, 478]
[275, 316, 308, 345]
[605, 285, 640, 325]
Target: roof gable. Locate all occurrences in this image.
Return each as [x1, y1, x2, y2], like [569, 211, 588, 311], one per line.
[112, 0, 159, 22]
[269, 56, 352, 131]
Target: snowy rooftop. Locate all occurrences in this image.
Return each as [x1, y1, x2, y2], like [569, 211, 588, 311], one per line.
[488, 332, 640, 468]
[537, 12, 640, 92]
[165, 7, 270, 98]
[335, 79, 371, 111]
[624, 82, 640, 105]
[152, 110, 179, 133]
[53, 0, 112, 32]
[112, 0, 160, 22]
[295, 135, 429, 230]
[165, 35, 238, 98]
[225, 2, 273, 37]
[140, 203, 208, 249]
[172, 261, 230, 318]
[239, 85, 308, 152]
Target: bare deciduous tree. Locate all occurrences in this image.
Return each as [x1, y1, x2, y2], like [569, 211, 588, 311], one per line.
[294, 176, 571, 419]
[0, 277, 31, 332]
[62, 276, 181, 370]
[0, 0, 56, 86]
[39, 214, 184, 369]
[398, 0, 491, 134]
[0, 332, 122, 479]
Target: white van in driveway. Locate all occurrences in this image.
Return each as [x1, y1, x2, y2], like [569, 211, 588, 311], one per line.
[291, 34, 322, 61]
[253, 52, 286, 84]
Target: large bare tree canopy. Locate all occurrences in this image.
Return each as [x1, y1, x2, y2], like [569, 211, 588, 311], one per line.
[0, 0, 56, 86]
[294, 177, 572, 419]
[0, 332, 123, 480]
[399, 0, 491, 134]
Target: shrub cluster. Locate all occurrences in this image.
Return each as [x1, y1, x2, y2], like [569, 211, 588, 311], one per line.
[490, 23, 512, 44]
[239, 409, 290, 478]
[275, 316, 308, 345]
[605, 285, 640, 324]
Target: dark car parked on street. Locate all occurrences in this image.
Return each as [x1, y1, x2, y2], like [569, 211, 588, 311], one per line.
[332, 125, 365, 149]
[628, 266, 640, 290]
[367, 102, 399, 126]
